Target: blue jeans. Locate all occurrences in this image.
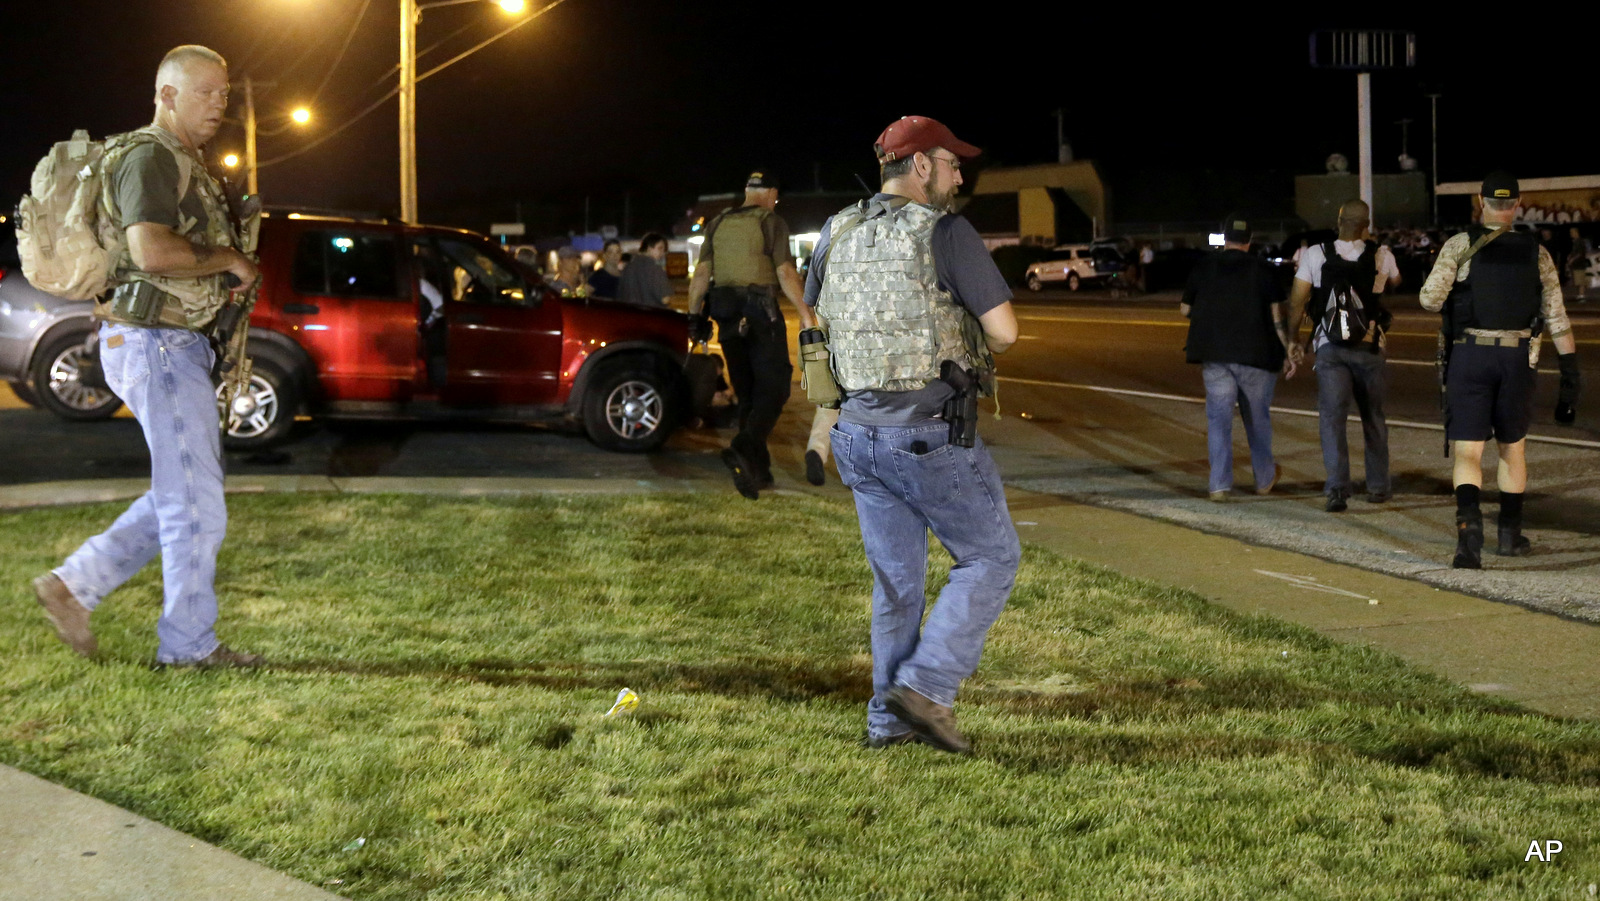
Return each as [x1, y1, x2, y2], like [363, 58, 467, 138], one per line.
[831, 420, 1021, 742]
[1314, 343, 1390, 498]
[1201, 362, 1278, 493]
[56, 325, 226, 663]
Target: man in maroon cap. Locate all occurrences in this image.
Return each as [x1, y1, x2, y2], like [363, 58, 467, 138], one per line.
[804, 116, 1019, 753]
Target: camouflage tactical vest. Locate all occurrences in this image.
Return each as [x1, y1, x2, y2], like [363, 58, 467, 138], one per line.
[100, 126, 236, 331]
[707, 206, 778, 287]
[815, 198, 979, 393]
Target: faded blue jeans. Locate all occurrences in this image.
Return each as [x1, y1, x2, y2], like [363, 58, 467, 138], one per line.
[831, 420, 1022, 743]
[1201, 362, 1278, 493]
[1314, 343, 1390, 499]
[55, 325, 226, 663]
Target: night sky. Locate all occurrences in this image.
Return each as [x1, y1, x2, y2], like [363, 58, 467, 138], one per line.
[2, 2, 1590, 236]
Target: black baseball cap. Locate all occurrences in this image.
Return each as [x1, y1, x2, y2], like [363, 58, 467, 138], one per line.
[745, 170, 779, 190]
[1481, 170, 1520, 200]
[1221, 212, 1251, 243]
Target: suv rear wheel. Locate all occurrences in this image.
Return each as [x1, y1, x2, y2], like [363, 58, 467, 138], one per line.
[1067, 271, 1082, 291]
[31, 331, 122, 421]
[220, 357, 301, 451]
[582, 359, 679, 452]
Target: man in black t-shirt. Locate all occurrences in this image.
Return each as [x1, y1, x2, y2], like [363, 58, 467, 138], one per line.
[1181, 215, 1294, 501]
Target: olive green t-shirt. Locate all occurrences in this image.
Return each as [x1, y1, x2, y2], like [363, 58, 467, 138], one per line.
[111, 140, 212, 236]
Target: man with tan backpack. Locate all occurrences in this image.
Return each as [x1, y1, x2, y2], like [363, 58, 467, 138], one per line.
[24, 45, 264, 668]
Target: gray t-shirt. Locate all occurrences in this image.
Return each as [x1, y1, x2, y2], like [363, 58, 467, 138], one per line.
[804, 194, 1012, 425]
[111, 139, 211, 235]
[617, 254, 672, 307]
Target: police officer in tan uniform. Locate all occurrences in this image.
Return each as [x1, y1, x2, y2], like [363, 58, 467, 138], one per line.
[687, 172, 814, 499]
[1420, 171, 1581, 568]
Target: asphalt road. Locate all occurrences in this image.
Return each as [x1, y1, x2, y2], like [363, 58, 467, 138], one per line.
[5, 287, 1599, 618]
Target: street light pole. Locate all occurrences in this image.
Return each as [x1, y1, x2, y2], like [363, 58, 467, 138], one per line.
[1357, 71, 1373, 218]
[399, 0, 418, 222]
[244, 76, 259, 195]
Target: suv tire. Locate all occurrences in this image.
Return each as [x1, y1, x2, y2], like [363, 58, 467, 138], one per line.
[221, 357, 300, 451]
[31, 331, 122, 421]
[1067, 272, 1081, 291]
[581, 358, 679, 453]
[1025, 272, 1042, 292]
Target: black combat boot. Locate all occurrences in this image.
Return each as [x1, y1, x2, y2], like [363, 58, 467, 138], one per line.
[1453, 484, 1483, 570]
[1454, 510, 1484, 569]
[1496, 492, 1532, 557]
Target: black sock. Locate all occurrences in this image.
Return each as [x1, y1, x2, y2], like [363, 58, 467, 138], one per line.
[1500, 491, 1524, 520]
[1455, 484, 1481, 518]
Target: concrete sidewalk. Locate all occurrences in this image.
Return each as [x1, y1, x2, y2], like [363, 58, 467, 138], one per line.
[4, 462, 1600, 898]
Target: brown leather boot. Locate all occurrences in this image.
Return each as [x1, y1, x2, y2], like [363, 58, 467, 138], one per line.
[884, 686, 970, 754]
[33, 573, 96, 657]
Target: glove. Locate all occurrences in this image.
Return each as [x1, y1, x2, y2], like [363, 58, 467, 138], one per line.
[1556, 353, 1581, 425]
[687, 314, 713, 345]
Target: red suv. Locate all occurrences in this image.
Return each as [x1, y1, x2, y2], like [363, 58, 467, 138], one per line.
[221, 214, 688, 452]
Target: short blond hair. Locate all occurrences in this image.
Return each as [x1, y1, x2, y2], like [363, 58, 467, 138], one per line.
[156, 45, 227, 91]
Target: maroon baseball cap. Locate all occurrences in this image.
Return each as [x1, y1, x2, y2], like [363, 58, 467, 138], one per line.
[873, 116, 981, 163]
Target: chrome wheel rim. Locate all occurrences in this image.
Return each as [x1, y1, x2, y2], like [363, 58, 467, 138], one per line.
[219, 373, 280, 439]
[604, 379, 662, 441]
[47, 346, 115, 411]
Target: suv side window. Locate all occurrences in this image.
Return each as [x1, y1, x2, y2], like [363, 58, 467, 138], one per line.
[293, 230, 404, 299]
[435, 238, 529, 306]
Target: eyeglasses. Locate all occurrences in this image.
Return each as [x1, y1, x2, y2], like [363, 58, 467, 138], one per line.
[928, 154, 961, 172]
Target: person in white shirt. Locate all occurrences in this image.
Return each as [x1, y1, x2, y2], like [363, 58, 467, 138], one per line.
[1285, 200, 1402, 512]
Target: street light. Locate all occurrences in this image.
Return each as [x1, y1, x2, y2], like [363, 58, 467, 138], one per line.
[237, 76, 313, 195]
[223, 153, 241, 169]
[398, 0, 525, 223]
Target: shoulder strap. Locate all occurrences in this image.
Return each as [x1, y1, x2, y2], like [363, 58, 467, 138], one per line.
[1458, 226, 1509, 268]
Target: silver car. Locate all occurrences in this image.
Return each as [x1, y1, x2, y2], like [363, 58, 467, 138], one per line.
[0, 228, 121, 420]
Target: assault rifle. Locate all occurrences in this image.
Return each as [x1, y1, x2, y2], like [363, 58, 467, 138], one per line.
[216, 181, 261, 428]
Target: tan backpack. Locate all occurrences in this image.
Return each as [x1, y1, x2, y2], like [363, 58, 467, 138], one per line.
[15, 128, 194, 301]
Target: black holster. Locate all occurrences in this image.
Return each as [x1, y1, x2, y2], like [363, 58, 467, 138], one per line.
[940, 360, 980, 448]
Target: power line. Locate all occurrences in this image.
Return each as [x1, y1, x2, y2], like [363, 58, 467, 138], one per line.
[305, 0, 375, 109]
[258, 0, 572, 170]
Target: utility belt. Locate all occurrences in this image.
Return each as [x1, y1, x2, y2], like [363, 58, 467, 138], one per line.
[98, 281, 201, 332]
[1456, 327, 1542, 368]
[706, 283, 779, 325]
[1454, 330, 1530, 347]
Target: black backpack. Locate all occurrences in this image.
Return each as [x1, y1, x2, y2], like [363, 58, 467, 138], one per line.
[1317, 241, 1385, 349]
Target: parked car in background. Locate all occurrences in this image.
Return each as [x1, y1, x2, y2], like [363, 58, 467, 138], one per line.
[0, 219, 123, 420]
[0, 214, 692, 452]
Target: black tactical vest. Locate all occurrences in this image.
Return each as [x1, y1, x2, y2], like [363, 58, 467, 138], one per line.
[1310, 241, 1382, 325]
[1447, 226, 1543, 337]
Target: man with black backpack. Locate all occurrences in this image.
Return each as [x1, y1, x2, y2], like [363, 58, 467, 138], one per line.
[1286, 200, 1402, 512]
[1419, 172, 1579, 569]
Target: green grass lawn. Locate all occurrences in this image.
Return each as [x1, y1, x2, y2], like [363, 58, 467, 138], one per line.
[4, 492, 1600, 900]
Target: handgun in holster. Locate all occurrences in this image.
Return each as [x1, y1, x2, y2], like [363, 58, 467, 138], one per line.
[940, 360, 980, 448]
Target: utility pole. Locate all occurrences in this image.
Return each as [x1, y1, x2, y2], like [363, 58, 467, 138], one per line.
[243, 76, 258, 195]
[398, 0, 418, 222]
[1426, 92, 1442, 225]
[1357, 71, 1373, 215]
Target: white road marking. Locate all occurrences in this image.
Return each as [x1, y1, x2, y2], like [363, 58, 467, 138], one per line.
[1253, 569, 1374, 600]
[997, 375, 1600, 449]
